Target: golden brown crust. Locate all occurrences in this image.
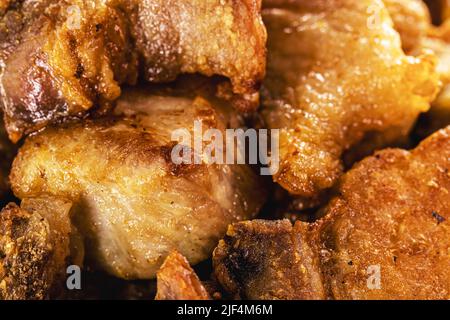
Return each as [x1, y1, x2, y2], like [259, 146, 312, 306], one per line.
[214, 127, 450, 300]
[313, 126, 450, 300]
[213, 220, 325, 300]
[261, 0, 439, 198]
[155, 251, 210, 300]
[384, 0, 431, 53]
[130, 0, 267, 98]
[384, 1, 450, 136]
[0, 0, 266, 142]
[0, 197, 76, 300]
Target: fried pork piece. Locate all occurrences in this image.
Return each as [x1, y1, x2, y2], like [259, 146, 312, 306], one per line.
[0, 0, 266, 142]
[213, 220, 325, 300]
[0, 197, 82, 300]
[155, 251, 210, 300]
[129, 0, 267, 102]
[316, 126, 450, 300]
[10, 80, 266, 280]
[383, 0, 431, 53]
[415, 34, 450, 136]
[381, 1, 450, 135]
[214, 127, 450, 300]
[383, 0, 450, 135]
[260, 0, 439, 198]
[0, 0, 137, 143]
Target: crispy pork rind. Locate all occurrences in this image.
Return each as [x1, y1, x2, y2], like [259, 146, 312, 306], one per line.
[261, 0, 439, 198]
[155, 251, 210, 300]
[0, 197, 80, 300]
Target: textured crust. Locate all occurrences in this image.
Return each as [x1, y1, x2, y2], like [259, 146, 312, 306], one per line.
[314, 126, 450, 300]
[213, 220, 325, 300]
[155, 251, 210, 300]
[384, 0, 431, 53]
[384, 0, 450, 136]
[0, 0, 266, 142]
[214, 127, 450, 300]
[10, 80, 266, 279]
[0, 197, 76, 300]
[261, 0, 439, 198]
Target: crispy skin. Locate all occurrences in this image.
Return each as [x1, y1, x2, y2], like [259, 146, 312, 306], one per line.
[0, 0, 266, 142]
[382, 0, 450, 135]
[0, 197, 80, 300]
[213, 220, 325, 300]
[155, 251, 210, 300]
[315, 126, 450, 300]
[214, 127, 450, 300]
[10, 80, 266, 279]
[384, 0, 450, 135]
[129, 0, 267, 100]
[0, 0, 138, 142]
[383, 0, 431, 53]
[261, 0, 439, 198]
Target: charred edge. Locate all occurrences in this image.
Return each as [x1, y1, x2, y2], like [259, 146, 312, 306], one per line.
[222, 231, 265, 296]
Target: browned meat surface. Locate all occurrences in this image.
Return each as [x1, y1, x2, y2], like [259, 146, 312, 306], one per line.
[214, 126, 450, 300]
[0, 197, 82, 300]
[314, 126, 450, 300]
[0, 0, 266, 142]
[155, 251, 210, 300]
[213, 220, 325, 300]
[260, 0, 439, 198]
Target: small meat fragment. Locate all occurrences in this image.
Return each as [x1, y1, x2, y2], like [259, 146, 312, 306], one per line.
[0, 197, 82, 300]
[155, 251, 210, 300]
[213, 220, 325, 300]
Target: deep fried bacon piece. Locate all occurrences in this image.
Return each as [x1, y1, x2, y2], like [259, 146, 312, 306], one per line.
[0, 0, 266, 142]
[0, 197, 82, 300]
[213, 220, 325, 300]
[214, 126, 450, 300]
[128, 0, 267, 101]
[155, 251, 210, 300]
[260, 0, 439, 198]
[10, 79, 266, 280]
[0, 0, 137, 143]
